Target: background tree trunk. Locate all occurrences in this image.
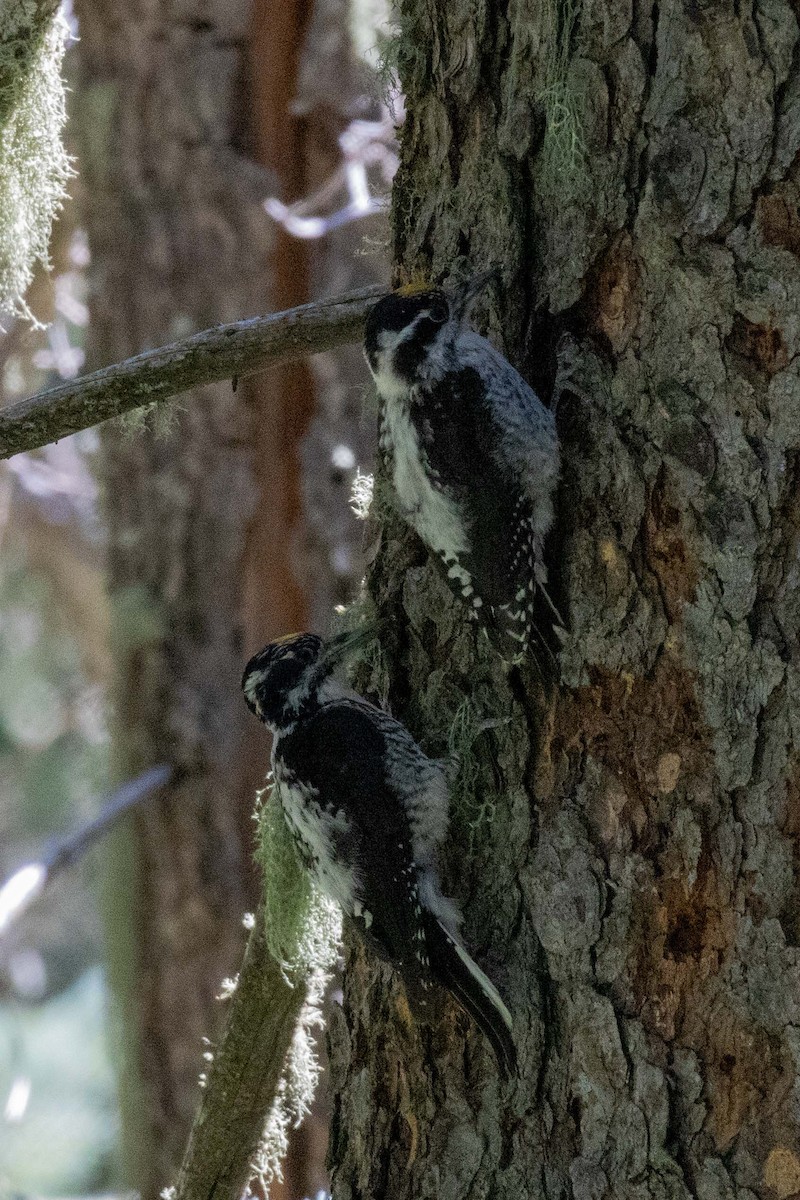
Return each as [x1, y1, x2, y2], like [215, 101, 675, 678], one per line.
[329, 2, 800, 1198]
[244, 1, 384, 1193]
[72, 4, 268, 1192]
[72, 1, 384, 1194]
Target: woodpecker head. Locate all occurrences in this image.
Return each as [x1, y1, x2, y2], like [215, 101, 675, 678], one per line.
[242, 633, 327, 732]
[364, 272, 495, 391]
[242, 628, 372, 732]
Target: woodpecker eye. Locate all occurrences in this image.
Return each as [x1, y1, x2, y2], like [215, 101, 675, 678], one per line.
[427, 296, 449, 325]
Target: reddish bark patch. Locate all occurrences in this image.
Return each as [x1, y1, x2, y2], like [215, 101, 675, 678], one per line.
[584, 233, 639, 353]
[765, 1146, 800, 1199]
[638, 860, 734, 1041]
[550, 654, 711, 814]
[664, 891, 709, 961]
[757, 190, 800, 258]
[727, 313, 789, 377]
[548, 657, 733, 1043]
[778, 760, 800, 946]
[694, 1008, 786, 1154]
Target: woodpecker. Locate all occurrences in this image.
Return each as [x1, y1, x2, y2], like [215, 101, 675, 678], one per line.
[363, 275, 560, 665]
[242, 632, 517, 1077]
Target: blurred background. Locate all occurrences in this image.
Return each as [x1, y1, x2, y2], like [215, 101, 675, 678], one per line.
[0, 1, 396, 1196]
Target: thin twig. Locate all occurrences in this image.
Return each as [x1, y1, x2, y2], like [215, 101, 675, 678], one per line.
[0, 764, 171, 938]
[0, 285, 387, 460]
[173, 909, 307, 1200]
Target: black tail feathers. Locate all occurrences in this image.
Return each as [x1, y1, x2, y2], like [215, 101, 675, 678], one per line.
[423, 912, 517, 1079]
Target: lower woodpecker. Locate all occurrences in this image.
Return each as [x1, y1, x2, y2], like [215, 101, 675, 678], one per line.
[242, 632, 517, 1077]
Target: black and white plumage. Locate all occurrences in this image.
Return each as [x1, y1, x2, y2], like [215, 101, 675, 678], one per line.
[364, 276, 560, 665]
[242, 632, 517, 1076]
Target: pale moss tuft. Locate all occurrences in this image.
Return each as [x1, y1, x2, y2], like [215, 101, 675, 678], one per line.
[117, 400, 184, 440]
[536, 0, 587, 198]
[251, 983, 332, 1196]
[116, 404, 155, 439]
[349, 468, 374, 520]
[216, 975, 238, 1000]
[253, 784, 341, 1198]
[0, 4, 72, 320]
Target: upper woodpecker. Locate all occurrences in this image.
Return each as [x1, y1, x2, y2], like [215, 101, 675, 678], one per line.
[364, 275, 560, 665]
[242, 632, 517, 1077]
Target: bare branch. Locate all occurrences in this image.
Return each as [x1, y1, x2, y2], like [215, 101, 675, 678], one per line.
[0, 285, 387, 460]
[173, 910, 307, 1200]
[0, 764, 171, 938]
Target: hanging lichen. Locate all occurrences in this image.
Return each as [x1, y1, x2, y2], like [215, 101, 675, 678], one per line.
[0, 2, 72, 320]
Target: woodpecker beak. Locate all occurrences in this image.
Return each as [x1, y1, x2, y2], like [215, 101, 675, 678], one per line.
[322, 623, 377, 673]
[447, 268, 499, 322]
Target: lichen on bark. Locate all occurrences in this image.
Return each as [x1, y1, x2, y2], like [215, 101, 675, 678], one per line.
[251, 790, 341, 1196]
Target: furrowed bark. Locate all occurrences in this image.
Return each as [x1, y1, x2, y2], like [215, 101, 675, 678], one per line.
[329, 1, 800, 1198]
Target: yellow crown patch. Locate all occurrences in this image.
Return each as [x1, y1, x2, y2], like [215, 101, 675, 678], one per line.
[395, 276, 433, 297]
[272, 631, 301, 646]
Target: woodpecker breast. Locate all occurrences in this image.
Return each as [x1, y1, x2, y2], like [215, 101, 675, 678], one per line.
[272, 756, 361, 916]
[379, 398, 472, 597]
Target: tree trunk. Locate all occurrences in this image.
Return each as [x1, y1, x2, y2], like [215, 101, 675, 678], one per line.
[72, 4, 272, 1193]
[73, 1, 383, 1194]
[329, 2, 800, 1198]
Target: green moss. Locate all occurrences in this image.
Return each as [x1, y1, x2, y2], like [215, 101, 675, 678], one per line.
[332, 583, 392, 703]
[446, 697, 484, 823]
[407, 664, 508, 842]
[257, 790, 341, 979]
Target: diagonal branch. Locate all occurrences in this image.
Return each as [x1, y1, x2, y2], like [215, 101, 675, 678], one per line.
[0, 285, 387, 461]
[0, 765, 171, 940]
[173, 910, 308, 1200]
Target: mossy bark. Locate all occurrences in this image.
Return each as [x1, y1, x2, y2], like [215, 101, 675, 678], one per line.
[329, 1, 800, 1197]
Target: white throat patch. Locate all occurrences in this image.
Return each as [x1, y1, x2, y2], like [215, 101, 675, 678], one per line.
[367, 313, 429, 402]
